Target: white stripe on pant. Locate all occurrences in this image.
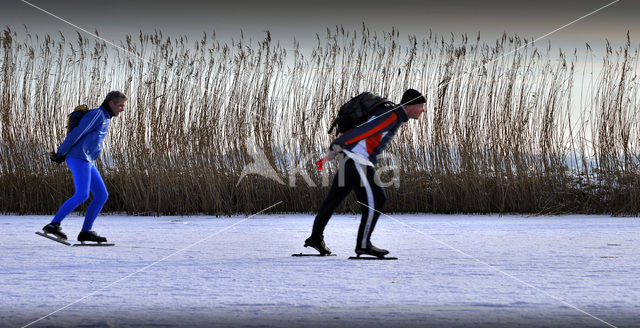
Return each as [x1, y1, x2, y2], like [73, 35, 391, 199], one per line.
[354, 162, 374, 249]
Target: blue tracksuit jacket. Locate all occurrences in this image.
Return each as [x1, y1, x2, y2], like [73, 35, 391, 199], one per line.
[56, 106, 112, 162]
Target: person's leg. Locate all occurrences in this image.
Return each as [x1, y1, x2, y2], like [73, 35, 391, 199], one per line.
[81, 164, 108, 232]
[352, 164, 387, 251]
[51, 158, 92, 224]
[310, 158, 357, 238]
[363, 165, 386, 241]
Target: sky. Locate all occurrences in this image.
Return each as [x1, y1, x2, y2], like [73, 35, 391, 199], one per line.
[2, 0, 639, 54]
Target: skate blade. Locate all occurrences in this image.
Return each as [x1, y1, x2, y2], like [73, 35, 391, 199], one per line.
[36, 231, 71, 246]
[292, 253, 336, 257]
[73, 242, 115, 247]
[348, 256, 397, 260]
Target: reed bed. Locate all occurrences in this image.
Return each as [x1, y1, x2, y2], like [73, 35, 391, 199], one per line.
[1, 26, 639, 215]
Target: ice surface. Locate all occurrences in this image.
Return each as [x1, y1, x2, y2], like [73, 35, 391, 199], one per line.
[1, 214, 639, 327]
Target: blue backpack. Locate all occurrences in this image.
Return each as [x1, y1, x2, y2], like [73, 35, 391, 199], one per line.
[66, 104, 89, 133]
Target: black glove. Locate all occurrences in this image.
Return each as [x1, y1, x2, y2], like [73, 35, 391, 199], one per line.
[50, 152, 66, 164]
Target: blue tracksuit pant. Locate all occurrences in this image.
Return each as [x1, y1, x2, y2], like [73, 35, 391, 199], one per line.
[51, 157, 108, 231]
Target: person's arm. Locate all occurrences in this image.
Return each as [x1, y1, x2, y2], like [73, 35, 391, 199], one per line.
[315, 108, 403, 170]
[56, 110, 102, 156]
[329, 110, 400, 151]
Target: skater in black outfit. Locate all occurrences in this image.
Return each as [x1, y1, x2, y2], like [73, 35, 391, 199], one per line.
[305, 89, 427, 257]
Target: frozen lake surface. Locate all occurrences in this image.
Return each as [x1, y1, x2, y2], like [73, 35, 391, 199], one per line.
[1, 213, 639, 328]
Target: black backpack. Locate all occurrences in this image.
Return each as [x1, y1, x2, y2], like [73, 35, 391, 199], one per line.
[328, 92, 394, 136]
[66, 104, 89, 133]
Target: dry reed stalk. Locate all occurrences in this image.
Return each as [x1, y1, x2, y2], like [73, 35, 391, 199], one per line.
[0, 26, 638, 215]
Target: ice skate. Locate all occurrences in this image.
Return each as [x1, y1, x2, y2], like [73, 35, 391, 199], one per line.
[303, 235, 332, 255]
[351, 242, 396, 260]
[76, 230, 110, 245]
[42, 222, 67, 240]
[36, 222, 71, 246]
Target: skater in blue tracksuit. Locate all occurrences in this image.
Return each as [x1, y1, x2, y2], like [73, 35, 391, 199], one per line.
[42, 91, 127, 243]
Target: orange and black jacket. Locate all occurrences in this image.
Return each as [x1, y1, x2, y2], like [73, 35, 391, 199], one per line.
[329, 105, 409, 165]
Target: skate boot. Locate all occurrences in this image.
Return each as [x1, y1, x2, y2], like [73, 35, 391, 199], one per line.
[304, 235, 332, 255]
[77, 230, 107, 244]
[42, 222, 67, 240]
[355, 242, 389, 258]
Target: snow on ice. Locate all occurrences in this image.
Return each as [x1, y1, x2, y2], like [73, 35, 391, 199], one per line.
[1, 214, 639, 327]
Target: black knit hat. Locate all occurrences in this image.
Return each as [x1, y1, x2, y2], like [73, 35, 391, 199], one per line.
[400, 89, 426, 105]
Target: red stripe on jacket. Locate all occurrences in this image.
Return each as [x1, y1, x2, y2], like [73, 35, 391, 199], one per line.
[366, 134, 382, 154]
[345, 112, 397, 145]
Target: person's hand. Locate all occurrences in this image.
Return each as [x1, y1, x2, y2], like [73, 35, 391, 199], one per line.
[327, 144, 343, 161]
[316, 145, 343, 170]
[50, 152, 65, 164]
